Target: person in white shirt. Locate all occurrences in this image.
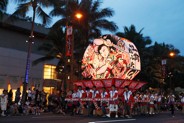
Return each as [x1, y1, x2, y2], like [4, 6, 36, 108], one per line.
[107, 85, 118, 118]
[90, 86, 100, 98]
[90, 86, 100, 116]
[0, 90, 8, 116]
[149, 93, 155, 115]
[76, 86, 85, 114]
[100, 87, 109, 117]
[180, 93, 184, 113]
[168, 94, 175, 117]
[27, 88, 32, 102]
[77, 86, 85, 98]
[122, 86, 134, 118]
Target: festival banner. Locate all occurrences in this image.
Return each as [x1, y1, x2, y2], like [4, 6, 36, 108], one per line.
[65, 26, 73, 56]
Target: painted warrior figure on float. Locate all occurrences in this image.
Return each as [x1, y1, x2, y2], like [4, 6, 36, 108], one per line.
[81, 34, 141, 80]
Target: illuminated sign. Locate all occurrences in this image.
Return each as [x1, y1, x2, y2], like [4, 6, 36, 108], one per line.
[81, 34, 141, 80]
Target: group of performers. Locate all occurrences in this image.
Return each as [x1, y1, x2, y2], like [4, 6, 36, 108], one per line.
[65, 85, 184, 118]
[66, 85, 135, 118]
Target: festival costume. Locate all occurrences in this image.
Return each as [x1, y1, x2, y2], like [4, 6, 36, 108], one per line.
[109, 90, 118, 112]
[122, 90, 134, 106]
[149, 94, 155, 115]
[101, 91, 110, 107]
[100, 91, 110, 116]
[122, 90, 134, 117]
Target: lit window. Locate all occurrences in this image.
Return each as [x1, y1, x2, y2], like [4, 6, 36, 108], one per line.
[43, 64, 57, 79]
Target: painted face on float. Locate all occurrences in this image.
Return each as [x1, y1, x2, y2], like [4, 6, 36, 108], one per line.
[99, 45, 109, 58]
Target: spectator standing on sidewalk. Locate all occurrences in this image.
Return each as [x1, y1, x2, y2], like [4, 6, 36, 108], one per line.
[181, 93, 184, 113]
[168, 94, 175, 117]
[27, 88, 32, 102]
[15, 88, 21, 103]
[0, 90, 8, 116]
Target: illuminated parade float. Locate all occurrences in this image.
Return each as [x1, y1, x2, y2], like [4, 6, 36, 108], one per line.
[74, 34, 146, 93]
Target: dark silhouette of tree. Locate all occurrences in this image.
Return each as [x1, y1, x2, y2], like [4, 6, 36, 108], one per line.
[50, 0, 118, 50]
[0, 0, 8, 19]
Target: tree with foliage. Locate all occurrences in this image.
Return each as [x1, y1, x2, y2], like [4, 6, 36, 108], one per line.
[46, 0, 118, 81]
[32, 28, 67, 90]
[117, 25, 184, 90]
[0, 0, 8, 19]
[9, 0, 54, 102]
[50, 0, 118, 50]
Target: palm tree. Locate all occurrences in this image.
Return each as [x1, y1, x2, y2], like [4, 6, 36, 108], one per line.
[32, 28, 66, 72]
[138, 41, 183, 91]
[32, 28, 67, 91]
[117, 25, 152, 54]
[9, 0, 54, 102]
[50, 0, 118, 48]
[0, 0, 8, 20]
[32, 28, 65, 66]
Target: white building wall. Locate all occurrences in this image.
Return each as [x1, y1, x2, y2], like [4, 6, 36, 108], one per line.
[0, 47, 58, 90]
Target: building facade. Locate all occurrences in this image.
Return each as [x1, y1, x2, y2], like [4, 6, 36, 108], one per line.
[0, 14, 58, 98]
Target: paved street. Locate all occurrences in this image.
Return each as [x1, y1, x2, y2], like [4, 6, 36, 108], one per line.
[0, 111, 184, 123]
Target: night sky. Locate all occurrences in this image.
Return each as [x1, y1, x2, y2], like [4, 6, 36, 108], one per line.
[7, 0, 184, 55]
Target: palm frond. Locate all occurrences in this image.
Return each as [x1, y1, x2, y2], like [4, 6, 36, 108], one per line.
[91, 0, 100, 12]
[51, 18, 67, 30]
[38, 43, 53, 51]
[49, 7, 66, 17]
[94, 19, 118, 32]
[95, 8, 114, 19]
[32, 56, 55, 66]
[14, 0, 27, 3]
[12, 2, 32, 18]
[0, 0, 8, 11]
[36, 6, 51, 25]
[37, 0, 55, 7]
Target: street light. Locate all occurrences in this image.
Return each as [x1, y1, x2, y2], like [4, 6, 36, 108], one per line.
[75, 12, 83, 19]
[169, 52, 175, 57]
[161, 51, 176, 91]
[65, 12, 83, 91]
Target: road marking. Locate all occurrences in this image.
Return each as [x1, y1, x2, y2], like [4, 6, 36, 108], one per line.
[32, 115, 70, 119]
[88, 119, 136, 123]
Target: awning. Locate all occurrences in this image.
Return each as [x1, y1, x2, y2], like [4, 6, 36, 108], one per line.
[73, 78, 147, 95]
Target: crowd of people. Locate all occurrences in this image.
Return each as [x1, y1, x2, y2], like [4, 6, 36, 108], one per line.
[65, 85, 184, 118]
[0, 88, 47, 116]
[0, 86, 184, 118]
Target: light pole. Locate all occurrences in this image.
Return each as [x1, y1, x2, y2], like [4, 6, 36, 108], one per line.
[161, 51, 176, 92]
[22, 7, 36, 103]
[168, 51, 175, 91]
[168, 72, 173, 90]
[65, 12, 83, 91]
